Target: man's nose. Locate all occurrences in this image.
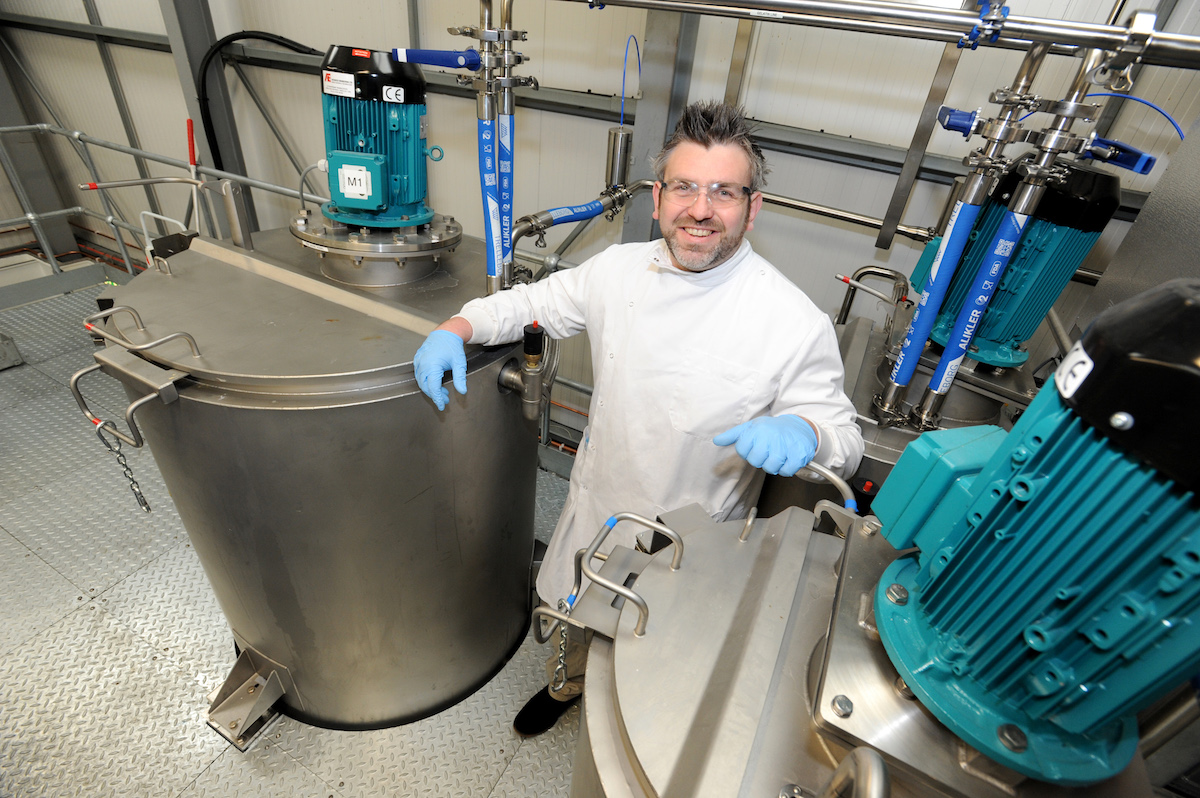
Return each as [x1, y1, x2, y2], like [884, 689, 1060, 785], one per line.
[689, 190, 715, 219]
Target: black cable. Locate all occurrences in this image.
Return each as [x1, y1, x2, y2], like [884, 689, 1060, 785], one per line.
[1030, 355, 1061, 388]
[195, 31, 323, 173]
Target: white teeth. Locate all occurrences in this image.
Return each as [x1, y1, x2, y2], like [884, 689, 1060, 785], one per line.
[684, 228, 714, 237]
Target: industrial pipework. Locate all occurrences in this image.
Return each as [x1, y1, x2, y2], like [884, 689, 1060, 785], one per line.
[905, 48, 1153, 430]
[498, 320, 549, 422]
[549, 0, 1200, 70]
[912, 49, 1087, 427]
[433, 0, 535, 294]
[872, 42, 1050, 426]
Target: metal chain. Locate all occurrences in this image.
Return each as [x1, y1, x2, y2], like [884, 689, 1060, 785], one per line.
[96, 423, 151, 513]
[550, 597, 570, 693]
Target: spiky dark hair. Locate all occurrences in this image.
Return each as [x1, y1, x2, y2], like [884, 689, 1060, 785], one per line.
[652, 101, 769, 191]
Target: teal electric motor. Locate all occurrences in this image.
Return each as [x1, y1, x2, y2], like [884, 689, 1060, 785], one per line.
[910, 163, 1121, 367]
[873, 279, 1200, 785]
[292, 46, 460, 286]
[320, 45, 436, 226]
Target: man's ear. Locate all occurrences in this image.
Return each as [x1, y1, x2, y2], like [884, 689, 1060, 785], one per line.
[746, 191, 763, 231]
[652, 181, 662, 221]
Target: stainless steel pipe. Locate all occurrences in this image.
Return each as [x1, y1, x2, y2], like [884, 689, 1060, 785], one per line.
[816, 746, 891, 798]
[550, 0, 1200, 68]
[762, 191, 934, 243]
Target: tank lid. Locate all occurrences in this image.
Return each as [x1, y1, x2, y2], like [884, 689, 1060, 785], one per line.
[607, 508, 825, 795]
[99, 233, 484, 396]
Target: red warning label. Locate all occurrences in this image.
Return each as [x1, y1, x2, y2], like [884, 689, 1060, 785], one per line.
[352, 48, 371, 58]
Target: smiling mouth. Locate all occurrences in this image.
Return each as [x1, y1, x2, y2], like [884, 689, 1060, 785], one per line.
[683, 227, 715, 238]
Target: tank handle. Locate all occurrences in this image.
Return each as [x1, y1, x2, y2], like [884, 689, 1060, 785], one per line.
[69, 344, 188, 448]
[802, 461, 858, 513]
[84, 306, 203, 359]
[70, 315, 192, 448]
[70, 364, 154, 448]
[574, 512, 683, 638]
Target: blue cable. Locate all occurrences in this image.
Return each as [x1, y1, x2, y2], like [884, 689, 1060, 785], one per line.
[1086, 93, 1185, 139]
[1019, 93, 1185, 139]
[620, 35, 641, 128]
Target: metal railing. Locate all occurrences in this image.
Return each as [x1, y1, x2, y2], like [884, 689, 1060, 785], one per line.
[0, 123, 329, 274]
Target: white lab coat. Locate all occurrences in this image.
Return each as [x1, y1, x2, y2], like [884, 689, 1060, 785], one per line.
[458, 239, 863, 603]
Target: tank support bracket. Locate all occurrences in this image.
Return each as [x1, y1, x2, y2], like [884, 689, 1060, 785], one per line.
[206, 647, 289, 751]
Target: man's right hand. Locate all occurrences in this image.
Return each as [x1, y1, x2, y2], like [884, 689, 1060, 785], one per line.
[414, 329, 468, 411]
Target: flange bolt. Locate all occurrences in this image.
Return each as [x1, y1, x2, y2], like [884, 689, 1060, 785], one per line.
[998, 723, 1028, 753]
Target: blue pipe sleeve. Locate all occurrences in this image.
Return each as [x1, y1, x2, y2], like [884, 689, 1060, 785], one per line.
[477, 118, 502, 279]
[546, 200, 607, 225]
[500, 114, 514, 264]
[889, 200, 983, 388]
[929, 210, 1030, 394]
[392, 48, 481, 71]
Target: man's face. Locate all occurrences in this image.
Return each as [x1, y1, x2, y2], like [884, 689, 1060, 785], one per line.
[652, 141, 763, 273]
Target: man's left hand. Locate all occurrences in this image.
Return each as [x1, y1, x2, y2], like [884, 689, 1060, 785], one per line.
[713, 415, 818, 477]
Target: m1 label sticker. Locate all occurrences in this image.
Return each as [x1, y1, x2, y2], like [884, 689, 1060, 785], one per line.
[339, 164, 371, 200]
[383, 86, 404, 103]
[1055, 340, 1093, 399]
[322, 70, 355, 98]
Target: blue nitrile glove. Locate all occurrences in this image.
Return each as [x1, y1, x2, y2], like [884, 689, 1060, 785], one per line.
[713, 415, 818, 477]
[414, 330, 468, 411]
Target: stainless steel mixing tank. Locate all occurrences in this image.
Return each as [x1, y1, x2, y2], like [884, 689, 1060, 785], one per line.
[75, 231, 537, 734]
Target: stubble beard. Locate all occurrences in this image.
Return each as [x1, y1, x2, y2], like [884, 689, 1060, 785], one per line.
[662, 211, 749, 272]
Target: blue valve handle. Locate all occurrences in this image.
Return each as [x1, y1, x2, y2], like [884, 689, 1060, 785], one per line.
[938, 106, 978, 138]
[392, 48, 481, 71]
[959, 2, 1009, 48]
[1083, 135, 1157, 175]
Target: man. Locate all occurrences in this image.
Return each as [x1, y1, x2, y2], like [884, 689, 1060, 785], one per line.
[414, 101, 863, 735]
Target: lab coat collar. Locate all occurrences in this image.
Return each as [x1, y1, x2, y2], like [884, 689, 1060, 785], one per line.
[650, 239, 754, 287]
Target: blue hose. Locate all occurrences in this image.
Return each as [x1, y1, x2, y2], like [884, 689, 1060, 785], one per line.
[546, 200, 607, 224]
[620, 36, 641, 127]
[478, 118, 502, 279]
[1019, 93, 1185, 139]
[500, 114, 514, 264]
[1087, 92, 1185, 139]
[929, 210, 1029, 393]
[890, 200, 983, 388]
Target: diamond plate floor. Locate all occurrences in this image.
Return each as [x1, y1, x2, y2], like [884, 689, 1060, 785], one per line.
[0, 286, 578, 798]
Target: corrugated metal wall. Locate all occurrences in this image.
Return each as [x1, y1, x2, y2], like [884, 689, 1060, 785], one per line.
[0, 0, 1197, 407]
